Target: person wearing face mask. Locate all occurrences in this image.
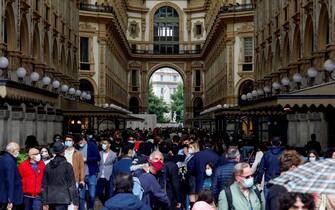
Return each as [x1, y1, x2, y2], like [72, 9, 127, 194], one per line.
[218, 162, 265, 210]
[307, 150, 319, 162]
[63, 135, 85, 210]
[202, 163, 214, 190]
[133, 150, 170, 209]
[97, 139, 116, 204]
[18, 148, 45, 210]
[0, 142, 23, 210]
[77, 135, 100, 210]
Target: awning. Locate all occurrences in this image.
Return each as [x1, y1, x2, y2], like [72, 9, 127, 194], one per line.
[60, 98, 144, 121]
[240, 81, 335, 111]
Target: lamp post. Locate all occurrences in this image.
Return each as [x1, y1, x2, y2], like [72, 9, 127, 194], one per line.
[42, 76, 51, 87]
[323, 59, 335, 81]
[272, 82, 281, 94]
[16, 67, 27, 81]
[281, 77, 290, 92]
[30, 72, 40, 85]
[293, 73, 303, 90]
[0, 56, 9, 78]
[307, 67, 318, 86]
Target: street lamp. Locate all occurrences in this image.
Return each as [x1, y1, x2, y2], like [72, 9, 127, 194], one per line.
[68, 87, 76, 95]
[52, 80, 60, 89]
[323, 59, 335, 81]
[30, 72, 40, 85]
[281, 77, 290, 92]
[293, 73, 303, 89]
[241, 94, 247, 101]
[307, 67, 318, 86]
[263, 86, 271, 95]
[257, 88, 264, 97]
[246, 92, 252, 100]
[42, 76, 51, 87]
[252, 90, 258, 98]
[16, 67, 27, 81]
[0, 56, 9, 77]
[75, 90, 82, 97]
[61, 84, 69, 93]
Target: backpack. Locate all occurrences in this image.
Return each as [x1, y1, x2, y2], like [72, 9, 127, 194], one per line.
[132, 176, 144, 200]
[224, 186, 263, 210]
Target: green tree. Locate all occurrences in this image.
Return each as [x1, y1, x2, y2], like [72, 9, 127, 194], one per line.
[148, 82, 169, 123]
[170, 83, 184, 123]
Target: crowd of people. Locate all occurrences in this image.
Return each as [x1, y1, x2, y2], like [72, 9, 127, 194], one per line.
[0, 127, 334, 210]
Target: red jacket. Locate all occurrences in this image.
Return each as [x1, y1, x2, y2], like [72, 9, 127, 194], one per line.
[18, 160, 45, 197]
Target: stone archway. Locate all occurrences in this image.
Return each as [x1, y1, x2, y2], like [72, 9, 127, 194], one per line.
[20, 16, 29, 56]
[304, 15, 313, 57]
[4, 5, 16, 51]
[318, 4, 329, 49]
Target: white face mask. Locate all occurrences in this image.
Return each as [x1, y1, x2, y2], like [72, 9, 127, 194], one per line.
[188, 148, 193, 154]
[205, 169, 213, 177]
[309, 157, 316, 161]
[13, 151, 20, 158]
[34, 154, 41, 162]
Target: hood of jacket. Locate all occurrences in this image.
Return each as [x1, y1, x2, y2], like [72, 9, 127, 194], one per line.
[49, 155, 66, 169]
[269, 147, 284, 155]
[105, 193, 146, 210]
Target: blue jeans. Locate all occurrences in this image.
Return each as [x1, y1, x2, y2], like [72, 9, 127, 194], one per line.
[23, 196, 41, 210]
[79, 175, 97, 210]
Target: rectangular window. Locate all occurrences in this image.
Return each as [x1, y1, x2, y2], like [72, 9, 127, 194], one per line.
[45, 7, 49, 20]
[196, 24, 202, 35]
[161, 88, 164, 95]
[35, 0, 39, 11]
[80, 37, 90, 70]
[173, 75, 177, 81]
[132, 70, 137, 87]
[244, 37, 253, 63]
[160, 75, 163, 81]
[195, 70, 201, 87]
[196, 45, 201, 53]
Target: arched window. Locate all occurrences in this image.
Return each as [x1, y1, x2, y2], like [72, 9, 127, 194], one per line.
[153, 6, 179, 54]
[79, 79, 94, 104]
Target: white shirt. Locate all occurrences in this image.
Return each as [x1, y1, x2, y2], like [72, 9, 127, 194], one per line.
[65, 148, 75, 165]
[100, 151, 109, 178]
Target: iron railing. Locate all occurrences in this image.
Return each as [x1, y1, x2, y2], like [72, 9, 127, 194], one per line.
[219, 3, 254, 14]
[131, 49, 202, 55]
[79, 3, 114, 14]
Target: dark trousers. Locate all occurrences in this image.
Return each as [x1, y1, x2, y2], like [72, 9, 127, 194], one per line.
[23, 196, 41, 210]
[96, 178, 110, 204]
[48, 205, 68, 210]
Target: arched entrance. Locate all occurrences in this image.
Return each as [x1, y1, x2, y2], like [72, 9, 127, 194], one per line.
[79, 79, 95, 104]
[148, 67, 184, 124]
[129, 97, 140, 114]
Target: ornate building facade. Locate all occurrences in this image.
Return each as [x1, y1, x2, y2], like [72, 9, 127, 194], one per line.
[0, 0, 79, 146]
[247, 0, 335, 148]
[79, 0, 254, 125]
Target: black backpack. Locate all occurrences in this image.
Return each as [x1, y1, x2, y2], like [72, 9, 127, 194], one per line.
[224, 186, 263, 210]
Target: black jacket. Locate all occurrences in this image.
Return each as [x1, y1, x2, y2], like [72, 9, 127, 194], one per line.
[266, 184, 287, 210]
[164, 161, 181, 210]
[41, 156, 79, 205]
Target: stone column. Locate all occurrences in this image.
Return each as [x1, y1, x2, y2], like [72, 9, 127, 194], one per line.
[24, 111, 37, 138]
[46, 114, 56, 145]
[54, 115, 64, 140]
[287, 114, 298, 147]
[10, 110, 25, 146]
[36, 113, 47, 144]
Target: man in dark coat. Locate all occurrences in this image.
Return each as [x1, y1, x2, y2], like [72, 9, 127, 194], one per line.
[0, 142, 23, 210]
[187, 138, 220, 194]
[41, 142, 79, 210]
[212, 146, 240, 200]
[103, 172, 151, 210]
[255, 136, 284, 197]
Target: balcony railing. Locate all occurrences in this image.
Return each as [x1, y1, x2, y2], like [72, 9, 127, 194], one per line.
[219, 3, 254, 14]
[131, 49, 202, 55]
[79, 3, 114, 14]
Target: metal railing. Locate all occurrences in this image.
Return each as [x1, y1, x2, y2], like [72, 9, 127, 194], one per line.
[131, 49, 201, 55]
[79, 3, 115, 14]
[219, 3, 254, 14]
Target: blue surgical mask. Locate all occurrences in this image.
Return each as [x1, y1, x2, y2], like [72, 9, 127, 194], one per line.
[79, 143, 85, 148]
[64, 141, 73, 148]
[188, 148, 193, 154]
[101, 144, 107, 151]
[205, 169, 212, 177]
[242, 177, 254, 188]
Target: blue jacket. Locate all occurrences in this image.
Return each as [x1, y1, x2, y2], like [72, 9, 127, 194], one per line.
[212, 160, 238, 200]
[86, 140, 101, 175]
[0, 152, 23, 205]
[138, 171, 170, 209]
[187, 148, 220, 193]
[103, 193, 151, 210]
[256, 147, 284, 183]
